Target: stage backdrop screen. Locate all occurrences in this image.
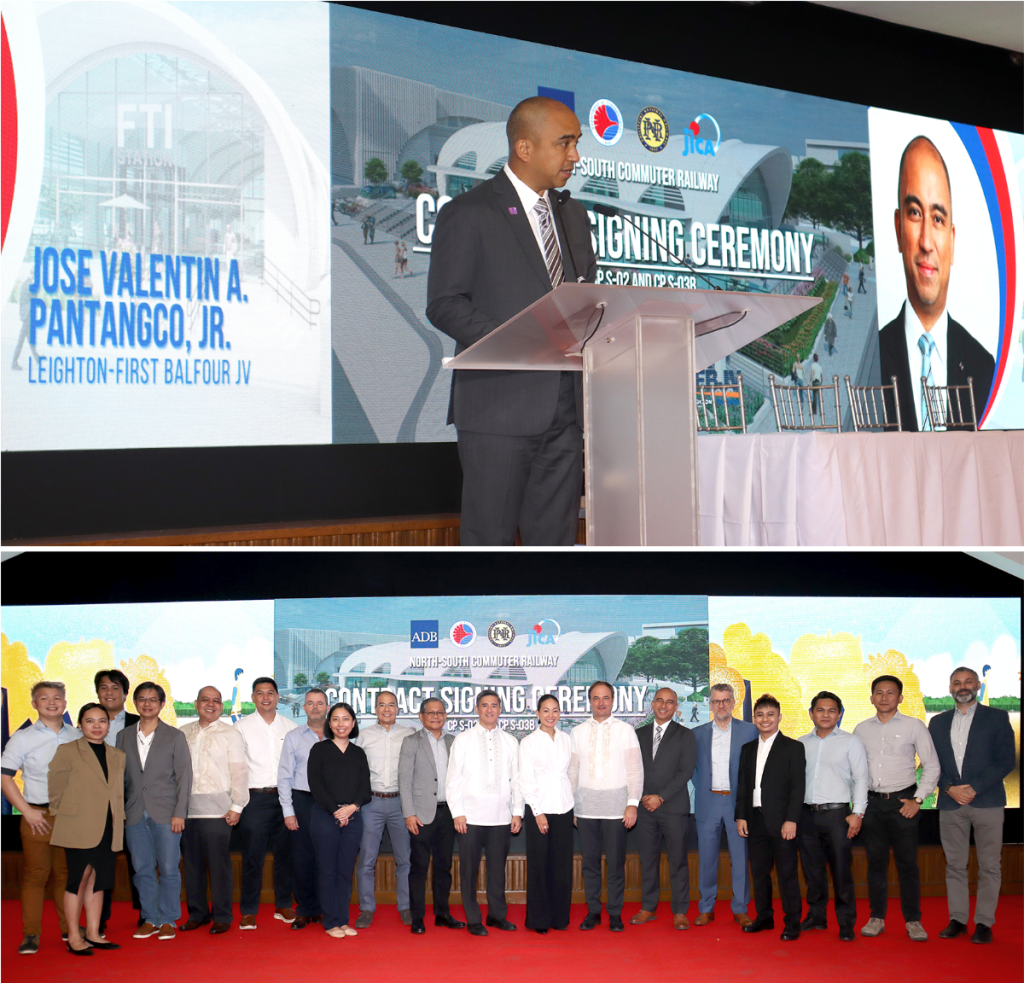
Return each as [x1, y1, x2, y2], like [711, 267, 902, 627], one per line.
[4, 592, 1018, 813]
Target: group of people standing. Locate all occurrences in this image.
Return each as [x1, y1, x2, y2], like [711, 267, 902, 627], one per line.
[2, 666, 1014, 955]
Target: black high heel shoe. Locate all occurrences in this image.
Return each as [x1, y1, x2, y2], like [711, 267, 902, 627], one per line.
[66, 941, 93, 956]
[85, 938, 121, 950]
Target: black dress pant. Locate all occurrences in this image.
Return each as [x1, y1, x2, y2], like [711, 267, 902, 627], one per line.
[861, 787, 921, 922]
[637, 808, 690, 914]
[524, 806, 573, 930]
[458, 824, 511, 925]
[290, 790, 322, 918]
[797, 806, 855, 928]
[238, 789, 293, 914]
[408, 802, 455, 921]
[748, 807, 801, 930]
[101, 842, 140, 925]
[577, 817, 627, 917]
[182, 818, 234, 925]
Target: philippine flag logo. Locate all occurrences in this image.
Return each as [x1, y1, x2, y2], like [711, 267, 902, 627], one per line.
[589, 99, 623, 147]
[449, 621, 477, 647]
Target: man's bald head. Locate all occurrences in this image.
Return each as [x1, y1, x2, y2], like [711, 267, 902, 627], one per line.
[505, 97, 582, 194]
[897, 136, 952, 215]
[506, 96, 567, 149]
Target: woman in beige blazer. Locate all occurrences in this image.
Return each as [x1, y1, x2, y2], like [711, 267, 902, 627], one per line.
[48, 703, 126, 955]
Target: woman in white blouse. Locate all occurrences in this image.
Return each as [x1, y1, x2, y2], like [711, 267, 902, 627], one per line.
[518, 694, 574, 933]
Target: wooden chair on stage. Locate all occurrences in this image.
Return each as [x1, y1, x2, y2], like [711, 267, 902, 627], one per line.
[696, 372, 747, 434]
[845, 374, 903, 432]
[922, 377, 978, 431]
[769, 373, 842, 432]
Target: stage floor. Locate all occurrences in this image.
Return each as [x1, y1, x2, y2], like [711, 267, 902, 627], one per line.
[3, 897, 1021, 982]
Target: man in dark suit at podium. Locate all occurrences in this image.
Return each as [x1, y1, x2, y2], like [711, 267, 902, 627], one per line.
[427, 96, 597, 546]
[735, 694, 805, 941]
[630, 689, 697, 929]
[879, 135, 994, 430]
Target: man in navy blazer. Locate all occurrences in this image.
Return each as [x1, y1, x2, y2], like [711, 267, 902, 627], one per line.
[928, 666, 1016, 944]
[691, 683, 758, 927]
[427, 96, 597, 546]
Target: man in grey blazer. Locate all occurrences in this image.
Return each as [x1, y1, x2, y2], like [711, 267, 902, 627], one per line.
[398, 697, 464, 935]
[427, 96, 598, 546]
[691, 683, 758, 927]
[116, 682, 192, 941]
[632, 689, 698, 929]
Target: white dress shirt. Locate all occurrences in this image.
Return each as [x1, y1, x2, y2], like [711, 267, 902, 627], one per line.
[234, 711, 296, 787]
[446, 723, 523, 825]
[180, 719, 250, 818]
[503, 164, 561, 266]
[569, 716, 643, 819]
[752, 730, 779, 808]
[853, 710, 939, 800]
[950, 702, 977, 774]
[903, 303, 948, 429]
[518, 729, 574, 816]
[710, 719, 733, 791]
[137, 726, 156, 769]
[355, 723, 414, 793]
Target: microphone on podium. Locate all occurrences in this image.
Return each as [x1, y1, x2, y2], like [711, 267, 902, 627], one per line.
[590, 202, 720, 290]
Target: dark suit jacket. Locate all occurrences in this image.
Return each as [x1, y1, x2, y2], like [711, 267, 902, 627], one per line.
[398, 727, 456, 825]
[691, 719, 758, 823]
[48, 737, 127, 851]
[124, 712, 140, 728]
[426, 169, 598, 436]
[928, 703, 1016, 810]
[735, 732, 805, 835]
[879, 302, 995, 430]
[636, 719, 697, 815]
[117, 719, 191, 826]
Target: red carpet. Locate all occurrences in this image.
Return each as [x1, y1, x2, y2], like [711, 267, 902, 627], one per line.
[3, 897, 1020, 982]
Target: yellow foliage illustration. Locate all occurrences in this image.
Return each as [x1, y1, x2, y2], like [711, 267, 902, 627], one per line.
[1, 634, 44, 732]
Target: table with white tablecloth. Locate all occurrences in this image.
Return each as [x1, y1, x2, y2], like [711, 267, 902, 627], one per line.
[697, 430, 1024, 546]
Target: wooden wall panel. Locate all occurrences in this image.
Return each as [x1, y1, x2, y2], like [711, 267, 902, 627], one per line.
[3, 845, 1020, 904]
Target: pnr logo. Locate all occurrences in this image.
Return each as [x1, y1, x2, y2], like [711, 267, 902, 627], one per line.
[682, 114, 721, 157]
[449, 621, 477, 647]
[589, 99, 623, 146]
[636, 106, 669, 153]
[526, 619, 561, 647]
[410, 620, 439, 648]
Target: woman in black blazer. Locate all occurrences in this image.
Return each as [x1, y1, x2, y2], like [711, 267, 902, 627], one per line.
[307, 703, 371, 939]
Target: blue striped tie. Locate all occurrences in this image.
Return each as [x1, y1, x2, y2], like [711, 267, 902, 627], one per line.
[918, 332, 936, 431]
[534, 198, 564, 287]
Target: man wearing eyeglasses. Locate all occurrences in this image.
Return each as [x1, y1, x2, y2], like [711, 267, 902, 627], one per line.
[398, 698, 465, 935]
[691, 683, 758, 927]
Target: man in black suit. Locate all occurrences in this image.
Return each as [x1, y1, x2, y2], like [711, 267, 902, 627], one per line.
[879, 136, 994, 430]
[631, 689, 697, 929]
[427, 96, 597, 545]
[95, 668, 142, 932]
[929, 666, 1016, 944]
[735, 694, 805, 941]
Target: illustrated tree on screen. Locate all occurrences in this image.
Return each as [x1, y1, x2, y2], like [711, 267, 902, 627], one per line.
[828, 152, 872, 251]
[400, 160, 424, 185]
[784, 157, 832, 229]
[666, 627, 710, 697]
[293, 672, 308, 689]
[315, 672, 332, 688]
[618, 636, 677, 683]
[364, 157, 388, 185]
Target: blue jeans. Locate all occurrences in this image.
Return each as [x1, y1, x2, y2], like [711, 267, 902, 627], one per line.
[125, 810, 182, 927]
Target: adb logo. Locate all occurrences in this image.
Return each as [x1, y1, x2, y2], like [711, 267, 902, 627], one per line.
[682, 114, 721, 157]
[410, 620, 439, 648]
[450, 621, 477, 647]
[589, 99, 623, 147]
[636, 106, 669, 152]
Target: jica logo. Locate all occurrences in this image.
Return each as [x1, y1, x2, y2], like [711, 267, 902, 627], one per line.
[526, 619, 561, 647]
[682, 114, 721, 157]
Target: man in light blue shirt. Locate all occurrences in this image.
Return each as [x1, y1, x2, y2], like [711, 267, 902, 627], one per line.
[278, 689, 328, 930]
[797, 691, 868, 941]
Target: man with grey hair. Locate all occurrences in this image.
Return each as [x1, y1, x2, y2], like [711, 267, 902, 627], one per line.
[1, 681, 78, 954]
[691, 683, 758, 927]
[929, 667, 1015, 944]
[179, 686, 249, 934]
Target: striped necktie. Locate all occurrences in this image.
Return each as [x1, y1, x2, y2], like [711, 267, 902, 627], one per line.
[533, 197, 564, 287]
[653, 724, 663, 757]
[918, 332, 936, 431]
